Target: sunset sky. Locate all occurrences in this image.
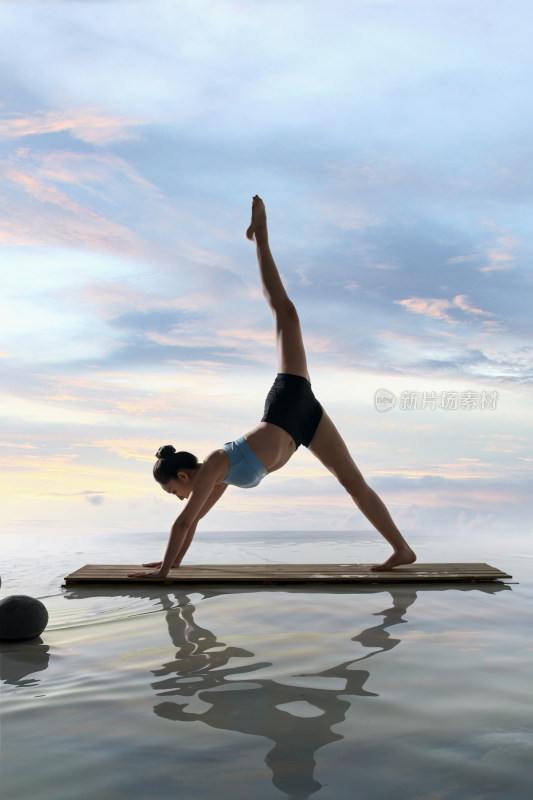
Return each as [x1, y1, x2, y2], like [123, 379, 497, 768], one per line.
[1, 0, 532, 540]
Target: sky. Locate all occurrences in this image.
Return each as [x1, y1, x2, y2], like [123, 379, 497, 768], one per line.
[1, 0, 532, 541]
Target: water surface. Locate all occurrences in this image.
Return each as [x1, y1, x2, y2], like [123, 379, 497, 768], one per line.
[1, 530, 531, 800]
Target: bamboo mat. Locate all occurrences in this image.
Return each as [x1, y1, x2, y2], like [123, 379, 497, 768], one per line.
[63, 563, 512, 586]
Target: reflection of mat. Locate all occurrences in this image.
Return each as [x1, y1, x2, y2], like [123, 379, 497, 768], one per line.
[63, 563, 512, 587]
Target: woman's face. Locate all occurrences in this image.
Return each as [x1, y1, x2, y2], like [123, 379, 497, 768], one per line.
[162, 473, 193, 501]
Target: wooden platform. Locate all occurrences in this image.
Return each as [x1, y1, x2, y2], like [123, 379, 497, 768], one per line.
[63, 563, 512, 587]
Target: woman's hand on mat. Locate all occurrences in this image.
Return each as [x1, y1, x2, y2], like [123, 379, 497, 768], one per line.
[142, 561, 163, 568]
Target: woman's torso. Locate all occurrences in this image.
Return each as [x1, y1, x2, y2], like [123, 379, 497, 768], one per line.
[242, 421, 297, 473]
[205, 421, 296, 488]
[203, 370, 323, 486]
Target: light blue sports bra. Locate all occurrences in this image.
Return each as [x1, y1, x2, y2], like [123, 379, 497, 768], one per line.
[222, 436, 268, 488]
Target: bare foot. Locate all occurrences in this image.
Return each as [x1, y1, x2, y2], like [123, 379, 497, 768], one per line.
[246, 195, 268, 240]
[371, 546, 417, 572]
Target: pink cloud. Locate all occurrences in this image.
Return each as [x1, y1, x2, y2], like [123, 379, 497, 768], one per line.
[479, 223, 516, 273]
[395, 297, 454, 322]
[446, 225, 517, 273]
[451, 294, 492, 317]
[0, 162, 150, 256]
[396, 294, 494, 323]
[446, 254, 477, 264]
[0, 109, 146, 145]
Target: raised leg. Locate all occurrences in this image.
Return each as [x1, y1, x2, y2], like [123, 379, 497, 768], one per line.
[308, 411, 417, 570]
[247, 196, 310, 380]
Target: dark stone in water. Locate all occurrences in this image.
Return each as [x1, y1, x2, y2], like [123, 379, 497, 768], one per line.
[0, 595, 49, 641]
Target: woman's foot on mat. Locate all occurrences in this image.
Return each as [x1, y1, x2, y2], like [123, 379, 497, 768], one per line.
[246, 195, 268, 240]
[371, 545, 417, 571]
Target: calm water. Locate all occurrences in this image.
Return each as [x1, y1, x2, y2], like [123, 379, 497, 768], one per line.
[1, 530, 532, 800]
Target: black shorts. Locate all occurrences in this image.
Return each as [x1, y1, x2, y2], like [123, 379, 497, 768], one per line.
[261, 373, 323, 449]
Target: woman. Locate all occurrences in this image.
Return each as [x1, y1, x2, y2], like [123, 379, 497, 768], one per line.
[129, 197, 416, 579]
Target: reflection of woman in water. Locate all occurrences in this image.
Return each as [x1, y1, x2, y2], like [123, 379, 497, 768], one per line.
[129, 196, 416, 579]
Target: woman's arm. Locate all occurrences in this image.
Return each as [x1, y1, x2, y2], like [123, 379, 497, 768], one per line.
[158, 480, 228, 572]
[172, 482, 228, 566]
[128, 455, 228, 578]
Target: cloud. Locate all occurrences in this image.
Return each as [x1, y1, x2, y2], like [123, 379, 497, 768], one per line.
[47, 489, 106, 505]
[446, 254, 478, 265]
[0, 144, 186, 269]
[6, 166, 85, 213]
[370, 473, 533, 515]
[451, 295, 491, 316]
[395, 296, 455, 322]
[85, 493, 105, 506]
[0, 162, 151, 255]
[313, 199, 383, 232]
[108, 308, 197, 335]
[478, 223, 517, 273]
[395, 294, 494, 324]
[63, 281, 199, 324]
[37, 150, 160, 195]
[0, 109, 146, 145]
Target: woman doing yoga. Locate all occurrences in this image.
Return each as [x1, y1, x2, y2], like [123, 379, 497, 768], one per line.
[129, 197, 416, 579]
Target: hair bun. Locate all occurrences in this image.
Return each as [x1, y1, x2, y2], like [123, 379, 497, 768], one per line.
[155, 444, 176, 459]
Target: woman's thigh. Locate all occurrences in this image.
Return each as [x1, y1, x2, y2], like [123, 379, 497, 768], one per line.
[275, 301, 310, 381]
[307, 410, 367, 496]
